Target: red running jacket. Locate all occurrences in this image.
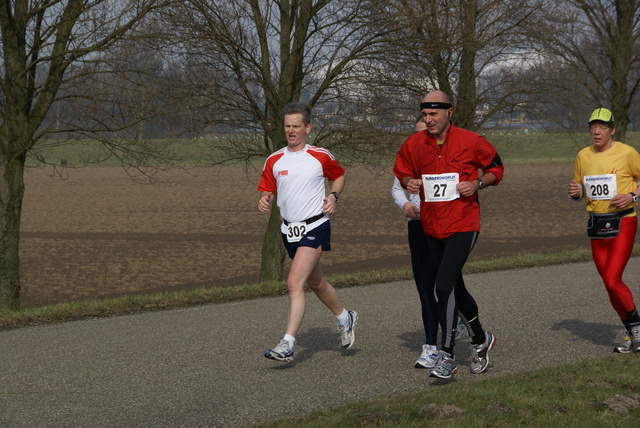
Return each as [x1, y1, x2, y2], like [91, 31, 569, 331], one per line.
[393, 123, 504, 239]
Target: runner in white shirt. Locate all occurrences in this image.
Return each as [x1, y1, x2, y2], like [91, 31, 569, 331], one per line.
[257, 102, 358, 363]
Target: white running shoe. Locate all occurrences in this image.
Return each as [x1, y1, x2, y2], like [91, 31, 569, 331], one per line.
[337, 310, 358, 349]
[415, 344, 439, 369]
[614, 334, 633, 353]
[264, 339, 294, 362]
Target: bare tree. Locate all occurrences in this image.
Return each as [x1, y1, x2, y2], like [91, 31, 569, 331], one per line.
[163, 0, 391, 282]
[0, 0, 172, 310]
[528, 0, 640, 137]
[377, 0, 543, 130]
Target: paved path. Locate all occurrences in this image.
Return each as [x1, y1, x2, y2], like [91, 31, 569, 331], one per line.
[1, 259, 637, 427]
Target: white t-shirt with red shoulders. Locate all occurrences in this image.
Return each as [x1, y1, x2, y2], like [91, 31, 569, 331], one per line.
[258, 144, 345, 233]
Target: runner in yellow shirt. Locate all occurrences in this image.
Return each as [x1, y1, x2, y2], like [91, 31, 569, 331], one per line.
[568, 107, 640, 353]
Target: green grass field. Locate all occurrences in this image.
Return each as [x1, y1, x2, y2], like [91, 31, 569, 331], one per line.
[27, 131, 640, 168]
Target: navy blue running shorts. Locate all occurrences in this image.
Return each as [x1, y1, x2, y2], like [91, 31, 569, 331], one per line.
[282, 220, 332, 259]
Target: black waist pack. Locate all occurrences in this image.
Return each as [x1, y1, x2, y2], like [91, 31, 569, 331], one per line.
[586, 208, 634, 239]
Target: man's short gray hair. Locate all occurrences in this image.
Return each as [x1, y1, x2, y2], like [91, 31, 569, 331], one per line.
[283, 103, 312, 125]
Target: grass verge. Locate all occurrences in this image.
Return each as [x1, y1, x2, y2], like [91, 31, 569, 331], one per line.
[253, 356, 640, 427]
[0, 246, 602, 330]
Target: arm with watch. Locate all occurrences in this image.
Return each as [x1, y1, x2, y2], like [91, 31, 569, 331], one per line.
[609, 185, 640, 209]
[456, 172, 498, 198]
[476, 172, 498, 190]
[322, 174, 345, 214]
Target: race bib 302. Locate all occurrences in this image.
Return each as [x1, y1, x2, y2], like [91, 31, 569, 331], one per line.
[286, 221, 307, 243]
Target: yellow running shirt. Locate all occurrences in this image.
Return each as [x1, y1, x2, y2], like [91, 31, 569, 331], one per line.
[573, 141, 640, 214]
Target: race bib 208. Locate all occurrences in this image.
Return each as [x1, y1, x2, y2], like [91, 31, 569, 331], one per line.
[584, 174, 616, 200]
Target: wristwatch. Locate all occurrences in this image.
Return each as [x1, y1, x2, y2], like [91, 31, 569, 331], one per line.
[330, 191, 339, 201]
[477, 179, 485, 190]
[631, 193, 638, 203]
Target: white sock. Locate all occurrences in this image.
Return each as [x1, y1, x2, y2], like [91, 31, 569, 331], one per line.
[336, 308, 349, 325]
[283, 334, 295, 346]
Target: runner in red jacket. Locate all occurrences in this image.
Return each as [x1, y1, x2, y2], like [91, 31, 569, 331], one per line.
[393, 90, 504, 379]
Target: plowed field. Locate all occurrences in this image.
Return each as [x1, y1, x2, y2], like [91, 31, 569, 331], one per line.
[20, 163, 594, 308]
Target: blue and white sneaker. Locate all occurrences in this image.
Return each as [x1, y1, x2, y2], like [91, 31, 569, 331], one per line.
[415, 344, 439, 369]
[337, 310, 359, 349]
[264, 339, 294, 362]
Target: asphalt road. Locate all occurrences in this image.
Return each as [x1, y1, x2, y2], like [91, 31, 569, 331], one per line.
[1, 259, 637, 427]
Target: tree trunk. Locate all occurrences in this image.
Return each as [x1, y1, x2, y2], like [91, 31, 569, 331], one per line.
[608, 0, 635, 140]
[0, 154, 26, 310]
[456, 0, 478, 130]
[259, 194, 286, 282]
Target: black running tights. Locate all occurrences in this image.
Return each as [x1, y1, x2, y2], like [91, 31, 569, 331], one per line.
[426, 231, 481, 356]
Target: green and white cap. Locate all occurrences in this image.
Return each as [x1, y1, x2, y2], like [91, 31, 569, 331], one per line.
[588, 108, 615, 124]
